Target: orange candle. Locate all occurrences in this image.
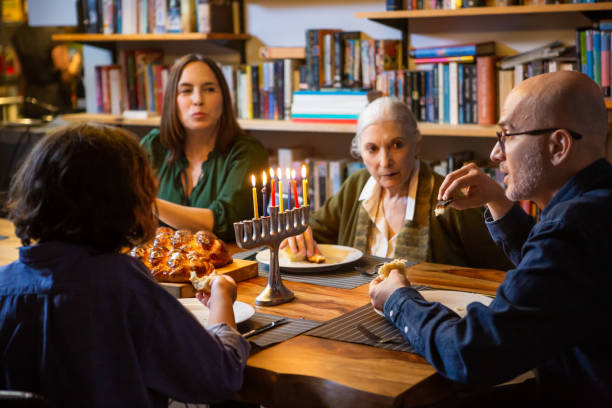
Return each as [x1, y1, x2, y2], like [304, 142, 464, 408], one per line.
[291, 169, 299, 208]
[301, 164, 308, 206]
[251, 174, 259, 219]
[269, 168, 276, 207]
[278, 167, 284, 213]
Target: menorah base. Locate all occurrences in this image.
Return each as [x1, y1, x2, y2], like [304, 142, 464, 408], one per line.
[255, 282, 295, 306]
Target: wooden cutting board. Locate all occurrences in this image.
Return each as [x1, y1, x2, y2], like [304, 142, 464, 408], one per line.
[159, 258, 258, 298]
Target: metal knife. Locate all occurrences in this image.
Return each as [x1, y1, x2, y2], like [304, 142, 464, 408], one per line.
[242, 318, 288, 338]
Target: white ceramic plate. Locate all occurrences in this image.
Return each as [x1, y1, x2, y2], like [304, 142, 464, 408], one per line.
[179, 298, 254, 327]
[375, 290, 492, 318]
[256, 244, 363, 273]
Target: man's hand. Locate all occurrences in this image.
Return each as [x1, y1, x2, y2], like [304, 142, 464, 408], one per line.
[437, 162, 513, 219]
[279, 226, 321, 258]
[369, 269, 411, 312]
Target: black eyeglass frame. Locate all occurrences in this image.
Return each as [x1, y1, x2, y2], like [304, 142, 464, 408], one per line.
[495, 127, 583, 154]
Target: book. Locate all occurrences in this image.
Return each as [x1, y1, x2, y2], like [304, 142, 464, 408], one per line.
[413, 56, 474, 64]
[181, 0, 197, 33]
[410, 42, 495, 59]
[197, 0, 233, 33]
[260, 47, 305, 59]
[291, 89, 381, 121]
[477, 56, 496, 125]
[449, 62, 458, 125]
[498, 69, 514, 118]
[499, 41, 566, 69]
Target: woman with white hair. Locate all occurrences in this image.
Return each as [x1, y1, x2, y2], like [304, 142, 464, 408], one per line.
[283, 97, 511, 269]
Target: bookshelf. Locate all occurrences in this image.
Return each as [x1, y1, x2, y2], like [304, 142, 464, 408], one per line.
[355, 3, 612, 22]
[60, 112, 498, 137]
[51, 33, 251, 43]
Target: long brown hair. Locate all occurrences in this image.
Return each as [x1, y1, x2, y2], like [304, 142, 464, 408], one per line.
[159, 54, 242, 164]
[7, 123, 159, 252]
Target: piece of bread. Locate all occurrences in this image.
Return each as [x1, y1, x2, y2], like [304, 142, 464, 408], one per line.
[282, 246, 306, 262]
[434, 198, 454, 217]
[378, 259, 408, 280]
[189, 271, 216, 294]
[307, 254, 326, 264]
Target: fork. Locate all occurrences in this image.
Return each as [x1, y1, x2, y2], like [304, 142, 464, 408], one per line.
[356, 324, 404, 344]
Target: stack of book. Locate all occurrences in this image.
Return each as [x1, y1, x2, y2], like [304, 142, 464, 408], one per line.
[290, 89, 382, 124]
[576, 22, 612, 97]
[304, 29, 402, 91]
[377, 42, 497, 125]
[95, 49, 167, 114]
[78, 0, 241, 35]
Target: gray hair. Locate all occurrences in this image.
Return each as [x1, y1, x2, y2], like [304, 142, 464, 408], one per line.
[350, 96, 421, 159]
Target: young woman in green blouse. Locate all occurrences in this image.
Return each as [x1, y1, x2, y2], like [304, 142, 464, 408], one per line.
[141, 54, 268, 241]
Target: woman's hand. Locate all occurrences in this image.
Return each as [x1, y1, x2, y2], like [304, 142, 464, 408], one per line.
[369, 270, 411, 312]
[437, 162, 513, 219]
[279, 226, 321, 259]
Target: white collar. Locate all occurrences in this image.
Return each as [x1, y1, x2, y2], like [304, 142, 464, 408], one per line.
[359, 160, 420, 221]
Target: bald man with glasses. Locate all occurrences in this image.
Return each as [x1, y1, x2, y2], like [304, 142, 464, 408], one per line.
[369, 71, 612, 407]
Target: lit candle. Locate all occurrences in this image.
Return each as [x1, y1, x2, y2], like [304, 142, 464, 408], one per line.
[261, 170, 268, 217]
[292, 169, 299, 209]
[285, 168, 292, 211]
[251, 174, 259, 219]
[301, 164, 308, 207]
[278, 167, 284, 213]
[270, 168, 276, 207]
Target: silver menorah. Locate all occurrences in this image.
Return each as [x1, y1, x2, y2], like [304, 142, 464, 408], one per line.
[233, 205, 310, 306]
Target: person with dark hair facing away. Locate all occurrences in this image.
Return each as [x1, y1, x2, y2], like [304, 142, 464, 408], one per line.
[141, 54, 269, 241]
[369, 71, 612, 407]
[0, 123, 250, 407]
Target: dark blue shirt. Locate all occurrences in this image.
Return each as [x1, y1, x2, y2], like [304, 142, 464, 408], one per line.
[385, 159, 612, 406]
[0, 242, 249, 407]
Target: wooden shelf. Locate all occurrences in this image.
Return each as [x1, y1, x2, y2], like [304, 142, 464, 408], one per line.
[51, 33, 251, 43]
[60, 113, 497, 137]
[355, 3, 612, 21]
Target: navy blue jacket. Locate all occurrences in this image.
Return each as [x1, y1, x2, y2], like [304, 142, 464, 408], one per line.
[0, 242, 249, 407]
[385, 158, 612, 406]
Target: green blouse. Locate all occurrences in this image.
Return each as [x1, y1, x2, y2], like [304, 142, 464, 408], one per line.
[141, 129, 269, 241]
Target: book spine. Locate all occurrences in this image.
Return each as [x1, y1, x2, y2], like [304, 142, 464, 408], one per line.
[167, 0, 182, 33]
[477, 56, 496, 125]
[603, 31, 610, 97]
[443, 64, 449, 124]
[426, 70, 434, 122]
[413, 55, 474, 64]
[458, 63, 465, 124]
[594, 30, 602, 86]
[438, 63, 445, 124]
[418, 71, 427, 122]
[432, 64, 439, 123]
[197, 0, 211, 33]
[470, 64, 478, 125]
[580, 30, 587, 75]
[586, 29, 594, 80]
[411, 45, 478, 59]
[155, 0, 166, 33]
[449, 62, 458, 125]
[333, 32, 343, 88]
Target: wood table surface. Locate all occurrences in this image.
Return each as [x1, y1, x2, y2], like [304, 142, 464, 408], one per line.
[0, 218, 506, 407]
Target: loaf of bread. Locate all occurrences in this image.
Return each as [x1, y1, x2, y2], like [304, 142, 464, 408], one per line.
[377, 259, 408, 280]
[129, 227, 231, 284]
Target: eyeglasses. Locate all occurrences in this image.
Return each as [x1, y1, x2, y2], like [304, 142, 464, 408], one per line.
[495, 128, 583, 154]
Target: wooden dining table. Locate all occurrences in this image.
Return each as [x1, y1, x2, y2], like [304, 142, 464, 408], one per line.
[0, 217, 507, 407]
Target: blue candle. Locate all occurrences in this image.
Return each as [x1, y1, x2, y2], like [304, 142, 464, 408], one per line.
[285, 168, 292, 210]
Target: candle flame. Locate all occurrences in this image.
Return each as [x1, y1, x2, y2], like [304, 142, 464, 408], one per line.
[301, 164, 307, 179]
[251, 174, 256, 187]
[262, 170, 267, 184]
[270, 168, 275, 178]
[277, 167, 282, 180]
[285, 168, 291, 180]
[291, 169, 296, 179]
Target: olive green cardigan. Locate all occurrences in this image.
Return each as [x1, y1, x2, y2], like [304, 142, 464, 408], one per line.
[310, 164, 513, 270]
